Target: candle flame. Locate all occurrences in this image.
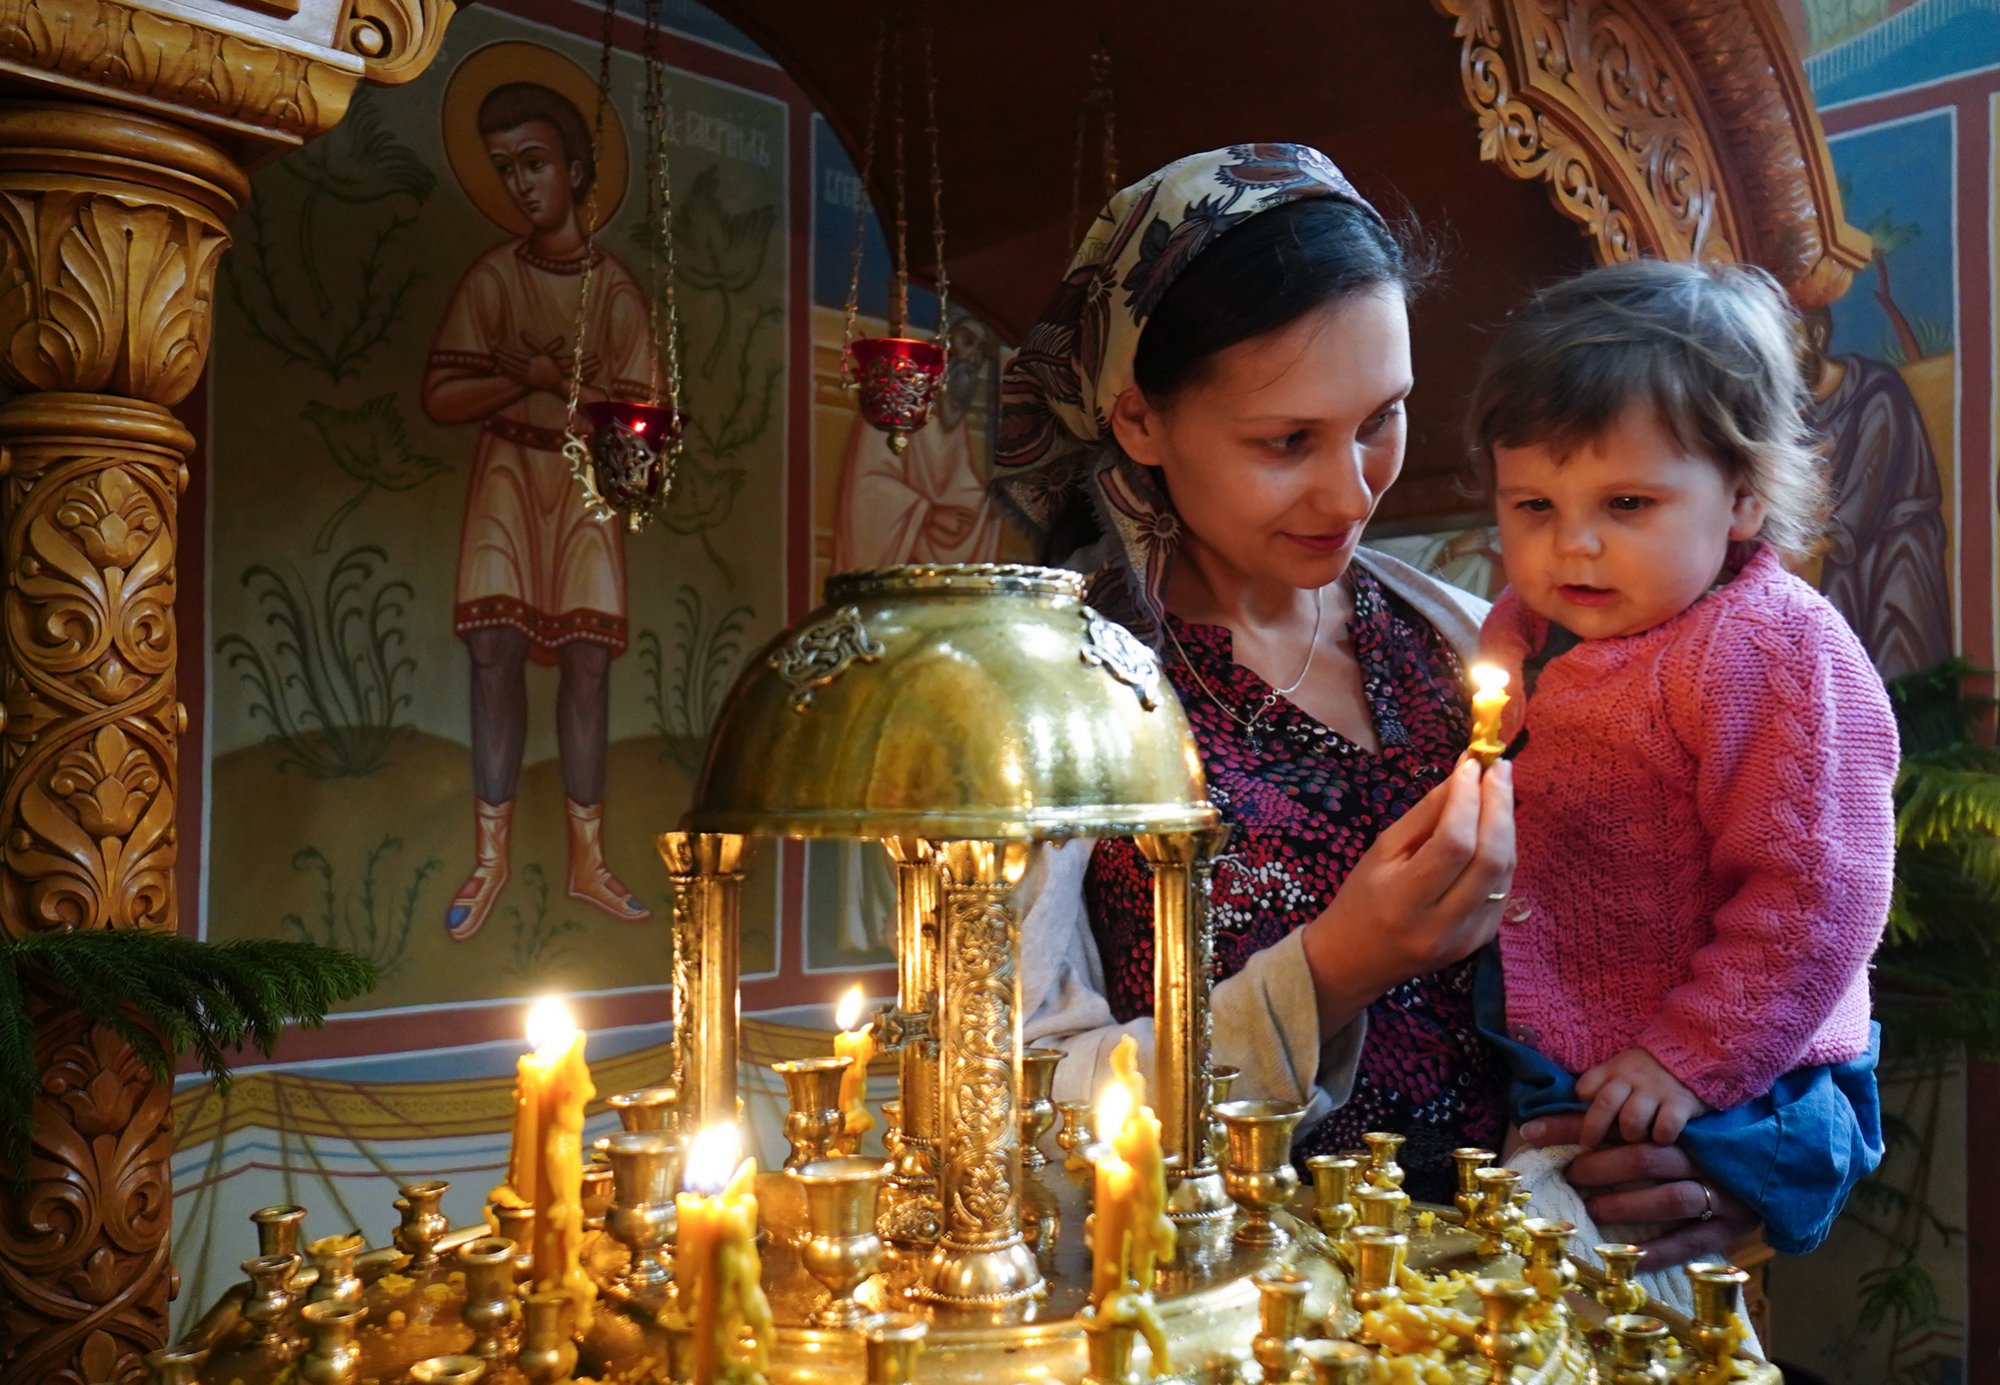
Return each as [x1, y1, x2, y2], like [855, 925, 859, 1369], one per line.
[1470, 663, 1510, 695]
[836, 985, 866, 1034]
[1097, 1078, 1134, 1144]
[684, 1123, 741, 1197]
[525, 995, 577, 1060]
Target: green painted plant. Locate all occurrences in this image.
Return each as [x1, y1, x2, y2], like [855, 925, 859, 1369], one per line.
[637, 584, 755, 772]
[506, 864, 586, 978]
[218, 545, 417, 779]
[280, 835, 439, 980]
[301, 394, 450, 553]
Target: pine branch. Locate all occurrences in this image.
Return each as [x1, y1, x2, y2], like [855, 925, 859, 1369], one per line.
[0, 931, 377, 1189]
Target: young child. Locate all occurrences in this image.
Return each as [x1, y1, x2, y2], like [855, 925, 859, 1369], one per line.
[1467, 259, 1896, 1265]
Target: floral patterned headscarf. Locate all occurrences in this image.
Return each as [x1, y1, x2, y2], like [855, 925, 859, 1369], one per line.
[992, 144, 1382, 642]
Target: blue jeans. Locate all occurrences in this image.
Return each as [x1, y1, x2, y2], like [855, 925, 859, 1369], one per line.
[1473, 948, 1884, 1255]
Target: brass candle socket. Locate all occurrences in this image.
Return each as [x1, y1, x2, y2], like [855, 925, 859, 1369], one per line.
[1360, 1132, 1405, 1190]
[1057, 1101, 1096, 1172]
[1205, 1065, 1239, 1171]
[1594, 1242, 1649, 1316]
[519, 1289, 579, 1384]
[1353, 1184, 1409, 1237]
[410, 1357, 488, 1385]
[458, 1235, 522, 1362]
[608, 1084, 678, 1134]
[789, 1156, 891, 1328]
[1606, 1314, 1672, 1385]
[773, 1057, 852, 1170]
[1306, 1155, 1360, 1239]
[1523, 1217, 1577, 1301]
[581, 1161, 615, 1233]
[144, 1345, 208, 1385]
[861, 1311, 928, 1385]
[1250, 1268, 1309, 1384]
[1214, 1100, 1303, 1248]
[490, 1203, 537, 1281]
[1081, 1305, 1144, 1385]
[1299, 1339, 1376, 1385]
[600, 1130, 681, 1295]
[299, 1299, 366, 1385]
[1451, 1148, 1495, 1226]
[1017, 1047, 1062, 1171]
[251, 1204, 308, 1261]
[1471, 1167, 1526, 1256]
[1348, 1229, 1406, 1321]
[240, 1253, 302, 1351]
[1472, 1278, 1538, 1383]
[1687, 1261, 1752, 1377]
[394, 1179, 452, 1272]
[306, 1234, 363, 1311]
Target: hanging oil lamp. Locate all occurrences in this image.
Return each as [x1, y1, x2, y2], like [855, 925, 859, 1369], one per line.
[839, 10, 950, 456]
[561, 0, 687, 531]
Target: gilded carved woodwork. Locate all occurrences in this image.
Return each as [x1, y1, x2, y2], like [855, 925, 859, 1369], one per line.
[341, 0, 455, 86]
[1434, 0, 1869, 307]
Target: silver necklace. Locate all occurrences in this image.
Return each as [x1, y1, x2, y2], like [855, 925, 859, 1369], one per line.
[1164, 585, 1326, 735]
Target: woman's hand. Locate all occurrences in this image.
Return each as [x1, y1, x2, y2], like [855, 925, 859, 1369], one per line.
[1299, 756, 1515, 1034]
[1518, 1114, 1760, 1266]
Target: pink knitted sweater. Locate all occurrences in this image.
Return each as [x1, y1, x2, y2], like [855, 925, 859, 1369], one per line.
[1480, 546, 1899, 1110]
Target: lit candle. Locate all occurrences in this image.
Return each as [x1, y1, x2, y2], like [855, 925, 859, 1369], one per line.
[1467, 663, 1511, 768]
[1089, 1036, 1175, 1308]
[833, 986, 876, 1149]
[515, 997, 596, 1328]
[675, 1125, 774, 1385]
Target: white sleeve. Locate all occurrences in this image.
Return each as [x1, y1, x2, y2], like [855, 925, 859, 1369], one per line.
[1015, 839, 1367, 1131]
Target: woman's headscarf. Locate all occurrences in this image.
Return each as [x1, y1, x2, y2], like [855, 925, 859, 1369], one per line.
[992, 144, 1382, 642]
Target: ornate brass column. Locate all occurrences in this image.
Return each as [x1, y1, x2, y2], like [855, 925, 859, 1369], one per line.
[658, 832, 753, 1131]
[921, 838, 1041, 1308]
[881, 837, 941, 1246]
[1138, 827, 1232, 1222]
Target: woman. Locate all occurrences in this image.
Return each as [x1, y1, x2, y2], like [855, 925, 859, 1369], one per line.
[999, 144, 1754, 1264]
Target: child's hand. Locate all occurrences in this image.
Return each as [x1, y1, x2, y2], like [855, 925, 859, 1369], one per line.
[1574, 1048, 1708, 1147]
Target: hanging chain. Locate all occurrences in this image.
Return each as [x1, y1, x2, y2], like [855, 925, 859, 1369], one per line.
[888, 18, 909, 339]
[562, 0, 618, 451]
[1065, 41, 1118, 264]
[924, 11, 949, 375]
[839, 6, 889, 391]
[646, 0, 683, 420]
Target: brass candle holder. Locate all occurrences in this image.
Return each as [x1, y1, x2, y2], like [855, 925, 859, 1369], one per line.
[1473, 1279, 1538, 1382]
[458, 1236, 521, 1362]
[1606, 1314, 1672, 1385]
[1249, 1269, 1309, 1384]
[393, 1179, 451, 1272]
[1300, 1339, 1375, 1385]
[1205, 1065, 1239, 1172]
[298, 1300, 365, 1385]
[599, 1130, 680, 1296]
[609, 1084, 678, 1133]
[790, 1156, 891, 1328]
[1214, 1100, 1302, 1248]
[1451, 1148, 1494, 1226]
[1688, 1261, 1753, 1379]
[410, 1357, 487, 1385]
[773, 1056, 852, 1170]
[861, 1312, 928, 1385]
[1353, 1184, 1409, 1237]
[1470, 1167, 1526, 1256]
[305, 1234, 361, 1310]
[519, 1290, 578, 1385]
[1305, 1154, 1360, 1241]
[240, 1254, 301, 1353]
[1057, 1101, 1096, 1172]
[489, 1202, 536, 1281]
[1522, 1218, 1577, 1302]
[144, 1345, 207, 1385]
[581, 1160, 615, 1233]
[1080, 1305, 1144, 1385]
[252, 1205, 308, 1261]
[1595, 1243, 1649, 1316]
[1360, 1132, 1405, 1190]
[1348, 1229, 1406, 1323]
[1018, 1047, 1062, 1171]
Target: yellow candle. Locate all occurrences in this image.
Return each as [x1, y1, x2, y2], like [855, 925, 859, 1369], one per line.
[523, 997, 597, 1328]
[1467, 662, 1511, 767]
[675, 1125, 774, 1385]
[833, 986, 876, 1145]
[1090, 1036, 1175, 1306]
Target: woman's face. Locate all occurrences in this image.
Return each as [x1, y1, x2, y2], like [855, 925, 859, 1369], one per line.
[1112, 289, 1412, 595]
[485, 118, 582, 233]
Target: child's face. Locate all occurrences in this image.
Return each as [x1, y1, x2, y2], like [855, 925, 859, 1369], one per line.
[485, 119, 580, 232]
[1493, 403, 1766, 640]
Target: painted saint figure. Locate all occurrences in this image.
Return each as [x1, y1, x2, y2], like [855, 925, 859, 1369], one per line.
[426, 47, 657, 939]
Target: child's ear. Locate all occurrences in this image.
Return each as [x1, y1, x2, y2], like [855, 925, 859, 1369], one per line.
[570, 161, 588, 197]
[1727, 485, 1767, 542]
[1109, 387, 1165, 468]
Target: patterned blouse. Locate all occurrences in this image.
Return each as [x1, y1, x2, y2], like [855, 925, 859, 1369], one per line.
[1085, 563, 1508, 1204]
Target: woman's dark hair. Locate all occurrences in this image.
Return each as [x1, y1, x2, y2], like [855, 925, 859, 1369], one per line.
[477, 81, 596, 198]
[1131, 196, 1436, 403]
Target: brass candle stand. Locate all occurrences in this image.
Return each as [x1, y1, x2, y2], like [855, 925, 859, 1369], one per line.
[774, 1057, 854, 1169]
[155, 565, 1780, 1385]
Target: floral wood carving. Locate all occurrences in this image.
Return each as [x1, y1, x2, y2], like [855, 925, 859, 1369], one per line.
[341, 0, 457, 85]
[1433, 0, 1868, 307]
